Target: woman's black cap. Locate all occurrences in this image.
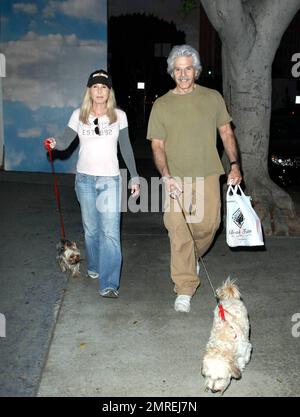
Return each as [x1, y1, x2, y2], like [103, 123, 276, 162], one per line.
[87, 69, 112, 88]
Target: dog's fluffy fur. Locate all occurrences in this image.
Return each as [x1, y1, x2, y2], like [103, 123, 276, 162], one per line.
[201, 278, 252, 394]
[56, 239, 81, 277]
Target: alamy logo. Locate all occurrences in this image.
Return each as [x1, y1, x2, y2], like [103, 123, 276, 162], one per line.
[291, 313, 300, 338]
[0, 313, 6, 338]
[291, 53, 300, 78]
[232, 208, 244, 228]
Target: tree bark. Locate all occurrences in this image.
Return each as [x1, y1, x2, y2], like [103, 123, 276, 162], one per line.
[201, 0, 300, 235]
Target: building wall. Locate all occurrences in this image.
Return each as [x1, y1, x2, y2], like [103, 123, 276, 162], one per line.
[0, 0, 107, 173]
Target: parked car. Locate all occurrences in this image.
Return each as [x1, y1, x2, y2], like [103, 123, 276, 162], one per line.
[268, 106, 300, 187]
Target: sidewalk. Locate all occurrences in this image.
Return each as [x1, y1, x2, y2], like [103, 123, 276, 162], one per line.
[36, 230, 300, 397]
[0, 168, 300, 397]
[0, 171, 77, 396]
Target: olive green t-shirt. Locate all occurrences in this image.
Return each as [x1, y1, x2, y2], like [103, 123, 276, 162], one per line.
[146, 84, 232, 178]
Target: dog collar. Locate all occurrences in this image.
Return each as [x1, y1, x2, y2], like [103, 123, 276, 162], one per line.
[218, 303, 226, 321]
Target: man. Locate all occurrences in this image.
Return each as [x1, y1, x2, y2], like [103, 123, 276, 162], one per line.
[147, 44, 242, 313]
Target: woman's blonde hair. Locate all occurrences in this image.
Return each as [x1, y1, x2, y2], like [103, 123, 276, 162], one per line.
[79, 86, 117, 125]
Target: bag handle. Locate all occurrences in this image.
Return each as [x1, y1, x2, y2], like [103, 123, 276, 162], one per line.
[227, 184, 246, 197]
[227, 184, 234, 197]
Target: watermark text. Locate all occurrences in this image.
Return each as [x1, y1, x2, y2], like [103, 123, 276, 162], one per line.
[0, 313, 6, 338]
[291, 53, 300, 77]
[292, 313, 300, 337]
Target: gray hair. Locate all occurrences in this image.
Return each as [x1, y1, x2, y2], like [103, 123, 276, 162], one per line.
[167, 44, 202, 79]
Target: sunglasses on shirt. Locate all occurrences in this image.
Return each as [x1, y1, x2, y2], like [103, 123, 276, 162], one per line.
[93, 118, 100, 135]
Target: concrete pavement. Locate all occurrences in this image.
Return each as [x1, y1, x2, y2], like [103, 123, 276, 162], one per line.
[0, 165, 300, 397]
[0, 171, 78, 396]
[36, 232, 300, 397]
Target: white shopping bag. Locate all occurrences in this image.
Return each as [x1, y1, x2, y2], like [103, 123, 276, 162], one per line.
[226, 185, 264, 247]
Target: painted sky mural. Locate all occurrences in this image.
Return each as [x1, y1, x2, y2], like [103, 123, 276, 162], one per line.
[0, 0, 107, 172]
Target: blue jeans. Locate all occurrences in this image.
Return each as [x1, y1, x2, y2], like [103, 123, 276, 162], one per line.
[75, 173, 122, 291]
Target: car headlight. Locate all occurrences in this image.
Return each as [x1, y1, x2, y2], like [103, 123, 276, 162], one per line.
[270, 155, 295, 166]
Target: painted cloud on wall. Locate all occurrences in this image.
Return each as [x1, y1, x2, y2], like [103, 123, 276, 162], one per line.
[1, 0, 107, 173]
[43, 0, 107, 23]
[2, 32, 107, 110]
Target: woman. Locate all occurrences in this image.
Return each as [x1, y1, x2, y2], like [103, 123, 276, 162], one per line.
[44, 69, 140, 298]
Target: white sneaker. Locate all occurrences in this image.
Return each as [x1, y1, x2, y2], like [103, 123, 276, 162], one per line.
[99, 288, 119, 298]
[174, 295, 192, 313]
[87, 271, 99, 279]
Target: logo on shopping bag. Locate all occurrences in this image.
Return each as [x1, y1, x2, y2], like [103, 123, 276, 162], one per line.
[232, 208, 244, 228]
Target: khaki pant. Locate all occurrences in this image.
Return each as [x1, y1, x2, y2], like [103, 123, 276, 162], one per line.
[163, 175, 221, 296]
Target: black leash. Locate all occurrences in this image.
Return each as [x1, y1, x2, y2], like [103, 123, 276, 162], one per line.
[171, 191, 226, 320]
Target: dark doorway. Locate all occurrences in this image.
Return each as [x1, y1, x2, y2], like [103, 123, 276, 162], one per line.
[108, 13, 185, 143]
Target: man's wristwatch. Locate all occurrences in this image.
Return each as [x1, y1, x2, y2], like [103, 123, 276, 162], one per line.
[230, 160, 240, 168]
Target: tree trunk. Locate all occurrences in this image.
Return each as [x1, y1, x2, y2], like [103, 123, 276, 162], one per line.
[222, 42, 297, 235]
[201, 0, 300, 235]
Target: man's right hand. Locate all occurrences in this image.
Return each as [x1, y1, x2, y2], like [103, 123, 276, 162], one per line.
[44, 138, 56, 151]
[163, 176, 183, 198]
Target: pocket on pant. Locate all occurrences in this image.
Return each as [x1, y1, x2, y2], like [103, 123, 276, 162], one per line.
[75, 173, 91, 202]
[75, 172, 89, 185]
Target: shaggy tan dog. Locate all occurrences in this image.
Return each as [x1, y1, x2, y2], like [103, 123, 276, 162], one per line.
[202, 278, 252, 394]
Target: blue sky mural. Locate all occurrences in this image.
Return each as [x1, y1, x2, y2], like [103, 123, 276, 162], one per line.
[0, 0, 107, 172]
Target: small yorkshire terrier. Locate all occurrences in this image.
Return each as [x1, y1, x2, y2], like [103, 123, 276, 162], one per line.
[56, 239, 81, 277]
[202, 278, 252, 394]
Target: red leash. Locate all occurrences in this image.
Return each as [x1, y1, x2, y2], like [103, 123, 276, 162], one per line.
[47, 147, 66, 240]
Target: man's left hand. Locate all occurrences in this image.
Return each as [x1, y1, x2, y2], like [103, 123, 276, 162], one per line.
[227, 165, 242, 186]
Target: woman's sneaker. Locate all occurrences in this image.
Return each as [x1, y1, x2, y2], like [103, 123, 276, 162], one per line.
[174, 295, 192, 313]
[99, 288, 119, 298]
